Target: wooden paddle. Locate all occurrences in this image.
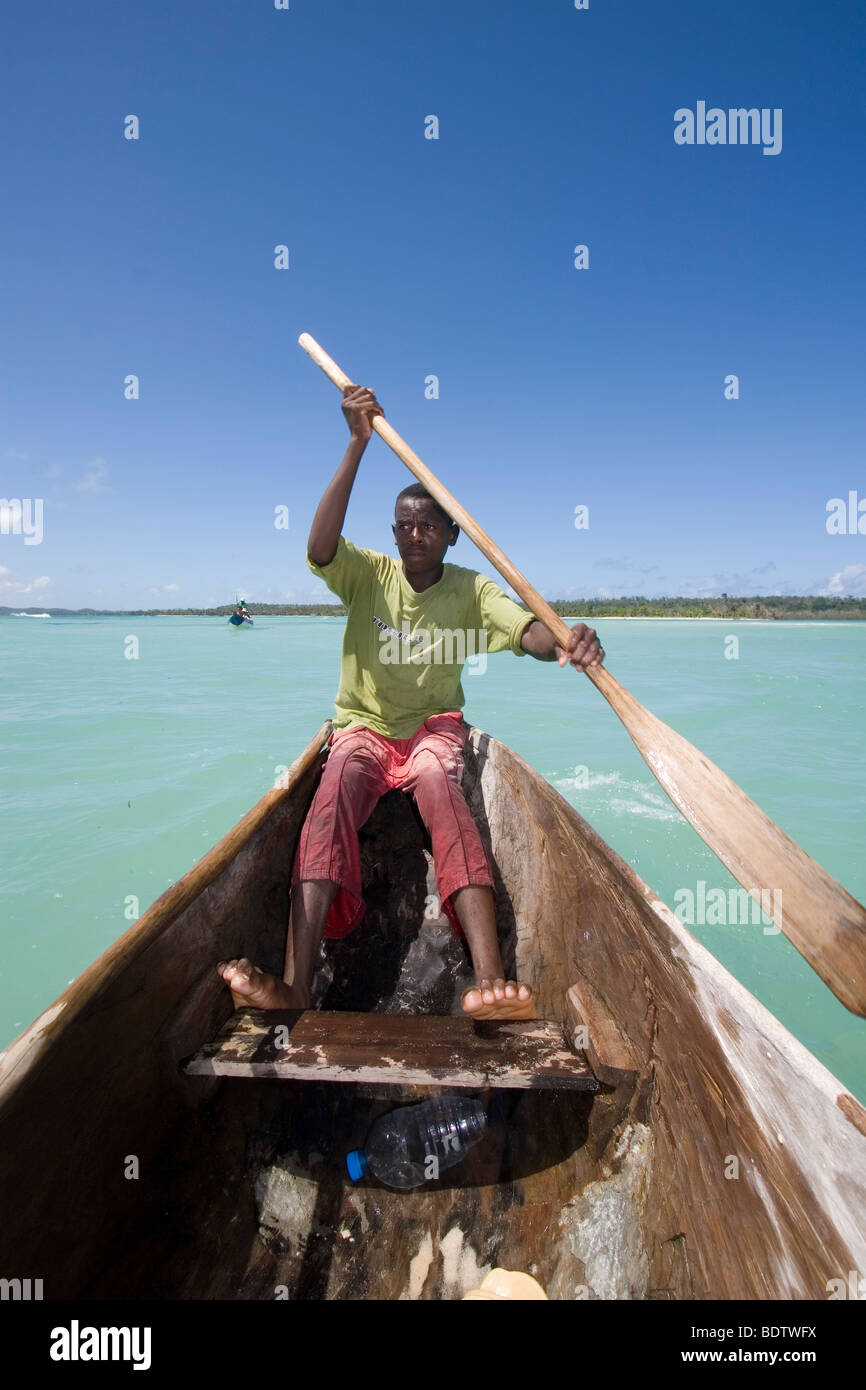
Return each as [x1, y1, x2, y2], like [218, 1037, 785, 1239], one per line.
[298, 332, 866, 1016]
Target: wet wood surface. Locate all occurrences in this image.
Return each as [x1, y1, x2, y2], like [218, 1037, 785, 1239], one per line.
[183, 1008, 598, 1090]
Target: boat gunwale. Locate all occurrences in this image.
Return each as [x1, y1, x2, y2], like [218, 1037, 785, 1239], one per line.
[0, 720, 332, 1102]
[480, 730, 866, 1114]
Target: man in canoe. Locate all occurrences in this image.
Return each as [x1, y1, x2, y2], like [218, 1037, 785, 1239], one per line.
[218, 385, 604, 1020]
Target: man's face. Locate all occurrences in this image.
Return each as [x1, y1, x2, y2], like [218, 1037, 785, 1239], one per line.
[392, 497, 458, 575]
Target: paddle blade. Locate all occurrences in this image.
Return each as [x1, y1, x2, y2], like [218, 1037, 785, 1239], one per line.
[588, 666, 866, 1016]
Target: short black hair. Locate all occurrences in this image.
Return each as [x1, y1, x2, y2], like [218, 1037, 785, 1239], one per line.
[395, 483, 455, 528]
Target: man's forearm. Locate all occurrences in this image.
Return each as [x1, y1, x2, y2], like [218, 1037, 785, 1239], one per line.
[520, 619, 558, 661]
[521, 617, 605, 669]
[307, 436, 367, 566]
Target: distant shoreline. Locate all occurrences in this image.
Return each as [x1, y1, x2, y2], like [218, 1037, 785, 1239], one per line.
[3, 597, 865, 622]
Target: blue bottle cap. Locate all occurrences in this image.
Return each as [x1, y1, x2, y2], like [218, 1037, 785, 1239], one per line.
[345, 1149, 368, 1181]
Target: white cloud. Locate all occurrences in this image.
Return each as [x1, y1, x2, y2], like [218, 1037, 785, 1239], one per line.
[676, 569, 797, 599]
[822, 564, 866, 598]
[74, 458, 110, 493]
[5, 449, 29, 460]
[0, 569, 50, 595]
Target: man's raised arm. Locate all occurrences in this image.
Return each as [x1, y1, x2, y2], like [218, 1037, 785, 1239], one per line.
[307, 385, 384, 567]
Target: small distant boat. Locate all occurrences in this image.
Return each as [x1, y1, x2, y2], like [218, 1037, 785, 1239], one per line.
[228, 601, 254, 628]
[10, 611, 51, 618]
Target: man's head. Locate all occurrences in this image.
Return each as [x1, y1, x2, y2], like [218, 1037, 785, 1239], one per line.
[392, 484, 459, 577]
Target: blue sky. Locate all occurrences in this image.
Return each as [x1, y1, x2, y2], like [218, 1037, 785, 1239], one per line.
[2, 0, 865, 608]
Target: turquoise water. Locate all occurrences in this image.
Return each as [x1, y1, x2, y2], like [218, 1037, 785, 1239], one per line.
[2, 616, 864, 1100]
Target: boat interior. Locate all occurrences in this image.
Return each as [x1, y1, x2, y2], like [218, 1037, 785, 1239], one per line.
[1, 723, 863, 1300]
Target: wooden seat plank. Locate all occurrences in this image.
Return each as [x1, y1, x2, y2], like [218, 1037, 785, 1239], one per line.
[182, 1008, 598, 1090]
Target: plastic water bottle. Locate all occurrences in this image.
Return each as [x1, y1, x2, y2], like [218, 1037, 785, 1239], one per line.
[346, 1097, 487, 1190]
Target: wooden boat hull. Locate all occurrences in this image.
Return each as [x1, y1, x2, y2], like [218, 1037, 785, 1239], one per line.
[0, 722, 864, 1300]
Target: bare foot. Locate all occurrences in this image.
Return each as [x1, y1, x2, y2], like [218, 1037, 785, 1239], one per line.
[216, 958, 310, 1011]
[461, 977, 536, 1021]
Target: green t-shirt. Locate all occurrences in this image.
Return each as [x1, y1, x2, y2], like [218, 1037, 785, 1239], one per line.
[307, 536, 533, 738]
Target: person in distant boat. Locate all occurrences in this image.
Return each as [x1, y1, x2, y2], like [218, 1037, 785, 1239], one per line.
[218, 385, 604, 1020]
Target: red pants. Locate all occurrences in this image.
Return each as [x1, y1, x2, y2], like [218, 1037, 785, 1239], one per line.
[292, 712, 494, 938]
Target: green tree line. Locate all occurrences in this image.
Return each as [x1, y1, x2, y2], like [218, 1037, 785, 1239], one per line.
[3, 596, 865, 619]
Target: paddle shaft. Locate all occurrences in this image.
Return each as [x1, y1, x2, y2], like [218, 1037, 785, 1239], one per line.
[298, 333, 866, 1015]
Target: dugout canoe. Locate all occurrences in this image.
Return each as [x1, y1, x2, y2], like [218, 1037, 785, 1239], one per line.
[0, 720, 864, 1300]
